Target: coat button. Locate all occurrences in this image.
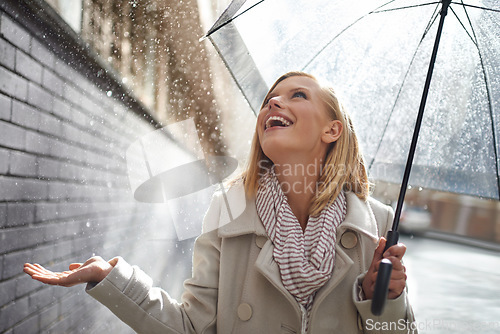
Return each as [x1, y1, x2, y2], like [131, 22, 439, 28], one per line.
[341, 231, 358, 249]
[255, 236, 267, 248]
[237, 303, 253, 321]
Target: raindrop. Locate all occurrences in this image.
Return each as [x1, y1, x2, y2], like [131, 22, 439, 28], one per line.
[418, 187, 423, 192]
[107, 91, 113, 97]
[408, 185, 412, 190]
[86, 222, 90, 227]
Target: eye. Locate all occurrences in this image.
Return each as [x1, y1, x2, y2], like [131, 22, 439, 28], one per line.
[292, 91, 307, 99]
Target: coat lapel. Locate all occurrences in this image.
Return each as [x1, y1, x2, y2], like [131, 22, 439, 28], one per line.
[339, 192, 379, 241]
[215, 184, 292, 301]
[313, 193, 383, 306]
[253, 239, 288, 294]
[217, 185, 267, 238]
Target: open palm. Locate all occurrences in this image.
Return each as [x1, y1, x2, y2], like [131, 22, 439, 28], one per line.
[24, 256, 115, 287]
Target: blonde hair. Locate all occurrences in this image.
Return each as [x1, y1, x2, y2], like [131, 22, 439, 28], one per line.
[242, 71, 370, 216]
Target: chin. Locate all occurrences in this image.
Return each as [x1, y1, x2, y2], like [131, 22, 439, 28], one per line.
[261, 142, 294, 161]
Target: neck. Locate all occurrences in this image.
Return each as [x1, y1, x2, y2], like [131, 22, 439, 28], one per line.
[274, 158, 323, 231]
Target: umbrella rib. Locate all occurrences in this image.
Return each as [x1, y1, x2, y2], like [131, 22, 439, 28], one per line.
[449, 6, 477, 48]
[204, 0, 265, 38]
[423, 4, 442, 37]
[460, 1, 500, 199]
[368, 7, 441, 171]
[230, 1, 265, 24]
[450, 2, 500, 13]
[372, 2, 441, 14]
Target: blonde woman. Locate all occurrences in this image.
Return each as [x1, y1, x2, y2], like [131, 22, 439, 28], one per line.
[25, 72, 415, 333]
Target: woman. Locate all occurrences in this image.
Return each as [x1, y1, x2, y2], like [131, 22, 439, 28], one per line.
[24, 72, 415, 333]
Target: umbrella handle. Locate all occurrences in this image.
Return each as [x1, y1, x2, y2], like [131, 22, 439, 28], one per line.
[370, 230, 399, 316]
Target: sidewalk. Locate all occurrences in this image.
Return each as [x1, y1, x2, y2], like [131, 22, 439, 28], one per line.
[401, 235, 500, 333]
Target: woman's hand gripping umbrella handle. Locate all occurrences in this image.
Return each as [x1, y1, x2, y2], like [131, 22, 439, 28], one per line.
[371, 230, 399, 316]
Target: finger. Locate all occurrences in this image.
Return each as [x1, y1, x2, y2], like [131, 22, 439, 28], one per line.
[34, 270, 82, 287]
[24, 264, 67, 284]
[373, 260, 405, 279]
[31, 273, 69, 285]
[374, 237, 386, 259]
[387, 279, 407, 299]
[24, 263, 38, 272]
[30, 263, 48, 271]
[373, 257, 402, 272]
[382, 256, 405, 272]
[82, 256, 104, 266]
[23, 264, 38, 276]
[24, 263, 50, 276]
[383, 243, 407, 259]
[30, 263, 57, 276]
[69, 263, 83, 270]
[389, 268, 407, 280]
[369, 237, 386, 270]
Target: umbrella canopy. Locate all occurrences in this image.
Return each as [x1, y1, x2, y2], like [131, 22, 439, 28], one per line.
[205, 0, 500, 200]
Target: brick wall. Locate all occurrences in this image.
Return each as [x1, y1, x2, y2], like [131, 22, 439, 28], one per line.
[0, 3, 196, 333]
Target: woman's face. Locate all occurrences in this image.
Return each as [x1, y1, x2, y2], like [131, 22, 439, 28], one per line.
[257, 76, 340, 164]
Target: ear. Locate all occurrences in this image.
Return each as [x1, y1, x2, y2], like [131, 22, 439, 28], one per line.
[321, 120, 343, 144]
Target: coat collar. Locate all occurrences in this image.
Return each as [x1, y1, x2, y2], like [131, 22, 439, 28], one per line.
[338, 192, 379, 242]
[217, 183, 266, 238]
[217, 183, 379, 242]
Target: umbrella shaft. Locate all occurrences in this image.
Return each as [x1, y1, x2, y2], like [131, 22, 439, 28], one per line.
[392, 0, 452, 231]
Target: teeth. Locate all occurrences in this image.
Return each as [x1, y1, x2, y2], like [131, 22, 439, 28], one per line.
[265, 116, 291, 129]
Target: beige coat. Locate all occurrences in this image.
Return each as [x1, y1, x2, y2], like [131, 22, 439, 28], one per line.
[87, 182, 416, 333]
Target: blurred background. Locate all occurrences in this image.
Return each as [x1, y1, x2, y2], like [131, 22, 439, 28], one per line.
[0, 0, 498, 333]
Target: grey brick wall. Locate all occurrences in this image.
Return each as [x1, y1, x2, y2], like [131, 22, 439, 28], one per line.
[0, 4, 197, 334]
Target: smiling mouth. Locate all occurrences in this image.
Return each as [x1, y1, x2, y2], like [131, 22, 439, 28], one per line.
[265, 116, 292, 130]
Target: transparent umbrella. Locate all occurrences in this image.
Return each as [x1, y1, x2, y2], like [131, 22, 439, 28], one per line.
[204, 0, 500, 315]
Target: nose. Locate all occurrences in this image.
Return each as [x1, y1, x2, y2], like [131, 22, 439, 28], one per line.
[268, 96, 283, 109]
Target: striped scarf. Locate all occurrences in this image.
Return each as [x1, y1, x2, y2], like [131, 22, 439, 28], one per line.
[256, 168, 347, 312]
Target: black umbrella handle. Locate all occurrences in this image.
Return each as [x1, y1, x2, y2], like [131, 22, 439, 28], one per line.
[370, 230, 399, 316]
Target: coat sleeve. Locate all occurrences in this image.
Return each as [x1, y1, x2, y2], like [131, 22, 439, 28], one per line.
[353, 198, 417, 334]
[85, 194, 224, 334]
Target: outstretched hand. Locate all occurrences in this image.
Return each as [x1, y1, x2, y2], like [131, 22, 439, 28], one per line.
[24, 256, 116, 287]
[362, 237, 407, 300]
